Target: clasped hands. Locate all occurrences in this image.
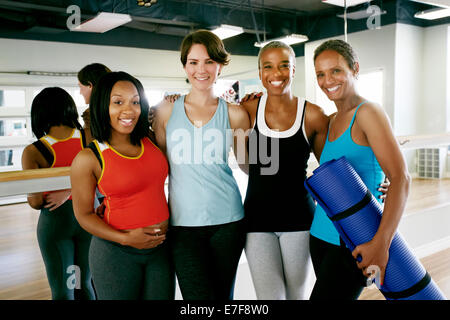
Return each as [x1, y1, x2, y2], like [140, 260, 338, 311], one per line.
[95, 202, 168, 250]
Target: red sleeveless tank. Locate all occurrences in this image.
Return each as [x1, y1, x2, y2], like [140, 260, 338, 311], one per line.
[40, 128, 84, 167]
[93, 137, 169, 230]
[40, 128, 84, 200]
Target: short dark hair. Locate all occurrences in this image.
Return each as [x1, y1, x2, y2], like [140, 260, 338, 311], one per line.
[180, 29, 230, 67]
[31, 87, 81, 139]
[77, 63, 111, 87]
[314, 39, 358, 71]
[89, 71, 150, 145]
[257, 40, 296, 69]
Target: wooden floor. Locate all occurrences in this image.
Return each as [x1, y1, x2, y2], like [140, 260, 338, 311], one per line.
[404, 178, 450, 216]
[0, 178, 449, 300]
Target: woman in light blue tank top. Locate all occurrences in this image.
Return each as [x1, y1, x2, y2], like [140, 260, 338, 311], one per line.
[153, 30, 250, 300]
[309, 40, 411, 300]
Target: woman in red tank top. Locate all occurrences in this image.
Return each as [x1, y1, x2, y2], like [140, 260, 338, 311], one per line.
[22, 87, 95, 300]
[71, 71, 174, 300]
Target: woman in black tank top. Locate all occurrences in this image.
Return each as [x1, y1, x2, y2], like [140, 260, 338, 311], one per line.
[240, 41, 330, 300]
[244, 94, 315, 232]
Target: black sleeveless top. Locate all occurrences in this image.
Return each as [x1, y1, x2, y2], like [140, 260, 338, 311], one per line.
[243, 95, 315, 232]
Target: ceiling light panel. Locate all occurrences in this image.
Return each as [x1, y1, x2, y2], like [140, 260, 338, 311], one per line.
[337, 9, 386, 19]
[410, 0, 450, 9]
[70, 12, 132, 33]
[254, 34, 309, 47]
[211, 24, 244, 40]
[322, 0, 370, 7]
[414, 7, 450, 19]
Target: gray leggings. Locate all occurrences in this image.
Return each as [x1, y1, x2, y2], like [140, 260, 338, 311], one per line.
[89, 236, 175, 300]
[37, 200, 94, 300]
[245, 231, 315, 300]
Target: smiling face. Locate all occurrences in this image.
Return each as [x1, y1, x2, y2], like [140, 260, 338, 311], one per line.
[109, 80, 141, 137]
[259, 47, 295, 96]
[314, 49, 359, 102]
[184, 43, 223, 91]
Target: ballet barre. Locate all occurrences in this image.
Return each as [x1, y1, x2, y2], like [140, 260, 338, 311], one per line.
[397, 132, 450, 150]
[0, 167, 71, 197]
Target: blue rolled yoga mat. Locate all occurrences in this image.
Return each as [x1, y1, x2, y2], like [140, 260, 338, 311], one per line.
[304, 156, 446, 300]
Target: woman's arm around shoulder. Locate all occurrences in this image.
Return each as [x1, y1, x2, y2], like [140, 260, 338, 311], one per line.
[228, 103, 250, 131]
[304, 101, 330, 162]
[239, 95, 260, 127]
[228, 103, 251, 174]
[152, 99, 175, 155]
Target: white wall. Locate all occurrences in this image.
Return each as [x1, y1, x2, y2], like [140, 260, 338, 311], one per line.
[293, 56, 306, 98]
[448, 26, 450, 133]
[421, 24, 449, 134]
[394, 23, 423, 136]
[0, 38, 258, 90]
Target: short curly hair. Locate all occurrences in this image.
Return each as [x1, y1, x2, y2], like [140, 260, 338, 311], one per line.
[257, 41, 296, 69]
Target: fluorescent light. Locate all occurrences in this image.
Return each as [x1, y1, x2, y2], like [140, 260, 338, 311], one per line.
[337, 9, 386, 19]
[211, 24, 244, 40]
[322, 0, 370, 7]
[27, 71, 77, 77]
[70, 12, 132, 33]
[410, 0, 450, 9]
[414, 7, 450, 20]
[254, 34, 308, 48]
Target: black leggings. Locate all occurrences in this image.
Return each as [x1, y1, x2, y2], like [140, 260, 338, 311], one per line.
[37, 200, 95, 300]
[170, 219, 246, 300]
[309, 235, 366, 300]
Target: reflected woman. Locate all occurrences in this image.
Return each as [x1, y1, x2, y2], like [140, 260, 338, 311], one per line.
[21, 87, 95, 300]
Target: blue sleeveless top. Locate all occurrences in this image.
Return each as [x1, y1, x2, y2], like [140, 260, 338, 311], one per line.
[166, 95, 244, 226]
[310, 102, 385, 245]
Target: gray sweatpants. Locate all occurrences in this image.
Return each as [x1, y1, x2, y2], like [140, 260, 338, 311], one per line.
[89, 236, 175, 300]
[244, 231, 315, 300]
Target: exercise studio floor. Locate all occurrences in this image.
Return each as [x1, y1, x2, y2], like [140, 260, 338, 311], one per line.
[0, 178, 449, 300]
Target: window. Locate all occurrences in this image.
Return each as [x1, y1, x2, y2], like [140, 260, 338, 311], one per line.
[0, 119, 27, 137]
[144, 88, 190, 107]
[0, 89, 25, 107]
[0, 87, 32, 171]
[0, 147, 23, 169]
[145, 90, 165, 107]
[357, 70, 383, 106]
